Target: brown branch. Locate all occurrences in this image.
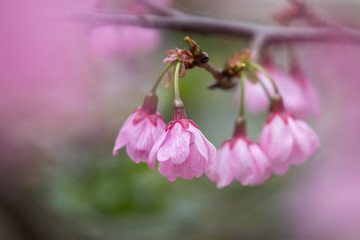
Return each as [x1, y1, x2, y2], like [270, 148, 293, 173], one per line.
[59, 9, 360, 46]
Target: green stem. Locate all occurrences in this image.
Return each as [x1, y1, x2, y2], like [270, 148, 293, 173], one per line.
[239, 71, 246, 117]
[252, 62, 279, 94]
[150, 61, 175, 94]
[249, 68, 273, 106]
[173, 61, 182, 102]
[258, 77, 272, 102]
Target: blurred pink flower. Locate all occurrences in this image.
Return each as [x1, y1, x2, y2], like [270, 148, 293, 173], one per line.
[0, 1, 98, 135]
[88, 0, 171, 57]
[259, 105, 320, 175]
[62, 0, 103, 9]
[207, 136, 271, 188]
[148, 119, 216, 181]
[113, 96, 165, 163]
[0, 0, 106, 178]
[283, 45, 360, 240]
[235, 64, 321, 118]
[89, 26, 161, 57]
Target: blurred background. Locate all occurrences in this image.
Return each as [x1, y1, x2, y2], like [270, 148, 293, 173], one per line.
[1, 0, 360, 239]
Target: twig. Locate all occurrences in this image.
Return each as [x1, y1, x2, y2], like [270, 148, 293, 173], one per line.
[59, 10, 360, 46]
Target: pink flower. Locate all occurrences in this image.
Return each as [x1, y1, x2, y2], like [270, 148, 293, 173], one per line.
[235, 64, 320, 118]
[89, 26, 161, 57]
[290, 69, 321, 118]
[259, 103, 320, 175]
[88, 0, 171, 57]
[113, 95, 165, 163]
[207, 136, 271, 188]
[148, 119, 216, 181]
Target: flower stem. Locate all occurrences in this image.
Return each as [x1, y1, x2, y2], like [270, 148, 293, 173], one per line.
[258, 77, 272, 101]
[150, 61, 175, 94]
[247, 67, 274, 108]
[173, 60, 182, 103]
[172, 60, 187, 120]
[252, 62, 279, 94]
[239, 71, 246, 117]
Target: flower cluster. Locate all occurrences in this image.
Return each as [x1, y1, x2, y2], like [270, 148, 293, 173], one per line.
[114, 94, 216, 181]
[113, 37, 320, 188]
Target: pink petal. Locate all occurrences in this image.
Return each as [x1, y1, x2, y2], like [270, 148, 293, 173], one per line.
[188, 142, 208, 177]
[303, 80, 321, 117]
[297, 120, 321, 151]
[175, 161, 196, 180]
[158, 161, 177, 181]
[288, 118, 320, 164]
[231, 139, 258, 185]
[148, 130, 168, 170]
[260, 115, 294, 163]
[189, 123, 217, 173]
[288, 118, 312, 156]
[159, 161, 177, 182]
[124, 117, 148, 162]
[278, 79, 306, 117]
[249, 144, 272, 183]
[126, 147, 149, 163]
[260, 115, 294, 175]
[190, 124, 209, 159]
[158, 160, 194, 181]
[150, 117, 166, 142]
[207, 142, 234, 188]
[113, 110, 138, 155]
[157, 123, 191, 164]
[125, 118, 160, 163]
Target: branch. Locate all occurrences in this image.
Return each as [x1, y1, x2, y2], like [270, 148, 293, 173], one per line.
[59, 9, 360, 46]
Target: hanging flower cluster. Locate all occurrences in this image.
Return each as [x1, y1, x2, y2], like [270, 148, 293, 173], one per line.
[113, 37, 320, 188]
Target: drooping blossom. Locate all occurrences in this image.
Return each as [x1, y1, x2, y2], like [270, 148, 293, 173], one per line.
[148, 105, 216, 181]
[235, 63, 321, 118]
[259, 98, 320, 175]
[207, 119, 271, 188]
[113, 94, 165, 163]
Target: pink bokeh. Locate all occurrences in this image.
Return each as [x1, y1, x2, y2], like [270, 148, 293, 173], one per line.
[284, 44, 360, 240]
[0, 0, 100, 173]
[87, 0, 170, 57]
